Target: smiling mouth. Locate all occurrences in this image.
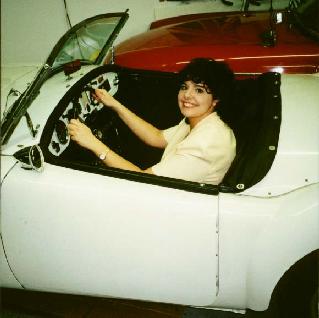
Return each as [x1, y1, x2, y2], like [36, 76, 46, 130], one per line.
[182, 102, 196, 108]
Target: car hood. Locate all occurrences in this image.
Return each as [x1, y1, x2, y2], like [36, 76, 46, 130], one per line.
[120, 11, 284, 48]
[115, 6, 319, 72]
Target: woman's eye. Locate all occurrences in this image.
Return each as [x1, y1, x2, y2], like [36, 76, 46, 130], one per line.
[195, 88, 204, 93]
[180, 84, 187, 90]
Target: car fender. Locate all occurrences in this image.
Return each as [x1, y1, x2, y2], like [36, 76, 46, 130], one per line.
[245, 183, 319, 310]
[0, 235, 23, 288]
[0, 156, 23, 288]
[1, 155, 18, 183]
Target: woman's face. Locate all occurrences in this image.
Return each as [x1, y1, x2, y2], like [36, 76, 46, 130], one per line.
[178, 80, 218, 127]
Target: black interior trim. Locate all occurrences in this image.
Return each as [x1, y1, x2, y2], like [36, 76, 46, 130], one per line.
[220, 72, 282, 192]
[48, 158, 219, 195]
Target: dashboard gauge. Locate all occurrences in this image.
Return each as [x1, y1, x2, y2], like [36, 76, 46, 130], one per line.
[55, 120, 68, 144]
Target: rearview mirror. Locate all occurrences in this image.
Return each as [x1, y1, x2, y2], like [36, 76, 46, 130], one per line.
[14, 144, 44, 172]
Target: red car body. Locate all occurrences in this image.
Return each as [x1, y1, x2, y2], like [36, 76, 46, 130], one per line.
[114, 3, 319, 74]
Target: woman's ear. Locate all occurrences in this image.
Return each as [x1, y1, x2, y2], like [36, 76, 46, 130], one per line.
[212, 99, 219, 108]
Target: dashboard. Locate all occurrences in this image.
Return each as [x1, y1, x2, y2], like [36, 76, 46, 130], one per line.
[48, 72, 119, 157]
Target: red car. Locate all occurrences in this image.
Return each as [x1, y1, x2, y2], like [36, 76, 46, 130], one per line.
[113, 0, 319, 74]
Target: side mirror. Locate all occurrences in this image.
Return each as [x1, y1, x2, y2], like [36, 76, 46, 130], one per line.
[14, 144, 44, 172]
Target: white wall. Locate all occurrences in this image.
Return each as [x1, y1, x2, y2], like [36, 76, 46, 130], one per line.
[1, 0, 158, 66]
[1, 0, 289, 66]
[1, 0, 66, 66]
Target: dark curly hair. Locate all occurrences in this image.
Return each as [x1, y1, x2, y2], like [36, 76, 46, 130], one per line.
[178, 58, 236, 127]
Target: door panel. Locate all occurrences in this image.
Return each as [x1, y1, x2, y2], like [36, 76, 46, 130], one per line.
[1, 163, 218, 305]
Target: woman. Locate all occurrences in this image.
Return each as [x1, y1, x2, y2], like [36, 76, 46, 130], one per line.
[67, 58, 236, 185]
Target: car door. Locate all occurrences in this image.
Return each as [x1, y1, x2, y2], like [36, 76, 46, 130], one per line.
[1, 162, 219, 306]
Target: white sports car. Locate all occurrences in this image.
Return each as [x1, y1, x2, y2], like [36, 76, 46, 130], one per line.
[1, 10, 318, 318]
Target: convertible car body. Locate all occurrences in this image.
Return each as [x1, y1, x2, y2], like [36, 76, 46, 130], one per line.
[1, 1, 318, 317]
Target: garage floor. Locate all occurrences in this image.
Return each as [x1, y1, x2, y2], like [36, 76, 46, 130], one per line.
[1, 288, 245, 318]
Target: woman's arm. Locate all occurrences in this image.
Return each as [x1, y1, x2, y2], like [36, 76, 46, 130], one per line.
[67, 119, 154, 174]
[95, 89, 167, 149]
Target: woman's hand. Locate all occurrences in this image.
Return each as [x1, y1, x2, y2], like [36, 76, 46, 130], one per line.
[67, 119, 97, 150]
[94, 89, 120, 110]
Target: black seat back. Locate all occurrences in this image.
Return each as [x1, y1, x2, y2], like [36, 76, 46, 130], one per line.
[220, 72, 282, 192]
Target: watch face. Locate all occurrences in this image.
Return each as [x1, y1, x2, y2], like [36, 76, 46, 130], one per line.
[99, 153, 106, 160]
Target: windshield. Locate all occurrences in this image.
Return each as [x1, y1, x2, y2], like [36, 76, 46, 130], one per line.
[1, 12, 128, 146]
[52, 16, 123, 68]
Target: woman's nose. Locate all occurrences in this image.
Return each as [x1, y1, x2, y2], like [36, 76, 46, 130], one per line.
[184, 88, 192, 99]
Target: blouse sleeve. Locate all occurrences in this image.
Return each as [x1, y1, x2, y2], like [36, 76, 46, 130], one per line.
[162, 124, 180, 143]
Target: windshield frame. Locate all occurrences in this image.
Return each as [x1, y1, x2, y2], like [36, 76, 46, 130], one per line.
[47, 12, 129, 68]
[1, 11, 129, 146]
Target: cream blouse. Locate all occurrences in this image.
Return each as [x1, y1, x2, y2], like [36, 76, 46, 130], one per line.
[152, 112, 236, 185]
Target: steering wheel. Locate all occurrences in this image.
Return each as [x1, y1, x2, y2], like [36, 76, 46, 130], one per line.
[48, 71, 122, 159]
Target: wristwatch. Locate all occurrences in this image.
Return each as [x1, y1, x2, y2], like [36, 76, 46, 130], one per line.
[98, 148, 111, 161]
[99, 153, 107, 160]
